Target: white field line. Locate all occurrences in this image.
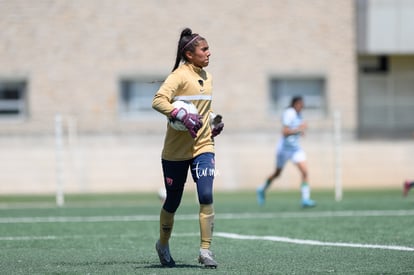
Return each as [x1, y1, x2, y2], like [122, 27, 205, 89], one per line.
[0, 234, 105, 241]
[213, 232, 414, 252]
[1, 209, 414, 224]
[0, 215, 163, 223]
[0, 236, 59, 241]
[2, 232, 412, 252]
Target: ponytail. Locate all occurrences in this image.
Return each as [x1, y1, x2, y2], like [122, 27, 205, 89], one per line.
[172, 27, 204, 71]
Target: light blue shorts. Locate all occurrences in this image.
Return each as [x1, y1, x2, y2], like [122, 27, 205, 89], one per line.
[276, 146, 306, 169]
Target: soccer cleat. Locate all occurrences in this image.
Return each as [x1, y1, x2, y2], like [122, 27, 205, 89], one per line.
[403, 181, 411, 197]
[155, 240, 176, 267]
[256, 187, 265, 206]
[301, 199, 316, 208]
[198, 248, 218, 268]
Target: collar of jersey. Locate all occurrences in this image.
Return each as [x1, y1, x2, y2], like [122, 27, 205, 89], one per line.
[184, 62, 203, 74]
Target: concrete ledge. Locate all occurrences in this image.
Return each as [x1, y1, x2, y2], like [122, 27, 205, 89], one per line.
[0, 133, 411, 194]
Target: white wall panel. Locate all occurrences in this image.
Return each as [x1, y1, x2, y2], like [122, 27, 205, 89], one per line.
[357, 0, 414, 53]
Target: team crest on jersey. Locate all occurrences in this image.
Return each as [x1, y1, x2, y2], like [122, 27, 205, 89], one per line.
[198, 79, 205, 93]
[165, 177, 173, 186]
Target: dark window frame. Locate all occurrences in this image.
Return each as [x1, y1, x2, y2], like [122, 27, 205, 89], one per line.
[268, 76, 327, 119]
[118, 77, 163, 119]
[0, 79, 28, 120]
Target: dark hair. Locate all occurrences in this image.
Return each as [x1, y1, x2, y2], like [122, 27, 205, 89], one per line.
[290, 96, 303, 107]
[172, 28, 205, 71]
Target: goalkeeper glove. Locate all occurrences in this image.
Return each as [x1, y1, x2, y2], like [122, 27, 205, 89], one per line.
[171, 108, 203, 138]
[210, 113, 224, 138]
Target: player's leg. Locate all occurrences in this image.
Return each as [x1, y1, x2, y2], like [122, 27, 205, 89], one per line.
[191, 152, 217, 268]
[257, 149, 288, 206]
[293, 150, 315, 208]
[256, 168, 283, 205]
[156, 159, 190, 267]
[403, 180, 414, 197]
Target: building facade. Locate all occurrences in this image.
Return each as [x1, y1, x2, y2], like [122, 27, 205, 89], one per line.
[0, 0, 413, 195]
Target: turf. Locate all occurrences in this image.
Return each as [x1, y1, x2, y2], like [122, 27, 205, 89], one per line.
[0, 189, 413, 274]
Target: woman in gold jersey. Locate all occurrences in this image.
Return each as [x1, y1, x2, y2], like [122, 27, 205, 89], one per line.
[152, 27, 224, 268]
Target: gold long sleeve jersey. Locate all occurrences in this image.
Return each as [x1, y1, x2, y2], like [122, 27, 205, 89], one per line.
[152, 63, 215, 161]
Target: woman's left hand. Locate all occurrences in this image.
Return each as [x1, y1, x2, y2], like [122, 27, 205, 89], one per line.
[212, 122, 224, 137]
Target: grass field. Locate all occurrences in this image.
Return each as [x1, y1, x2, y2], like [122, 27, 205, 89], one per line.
[0, 189, 413, 274]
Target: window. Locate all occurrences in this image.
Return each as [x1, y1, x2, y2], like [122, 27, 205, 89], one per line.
[269, 77, 326, 117]
[0, 80, 27, 119]
[119, 78, 163, 119]
[358, 55, 414, 139]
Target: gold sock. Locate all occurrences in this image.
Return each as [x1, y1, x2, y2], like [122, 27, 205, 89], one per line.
[199, 204, 215, 249]
[159, 208, 174, 246]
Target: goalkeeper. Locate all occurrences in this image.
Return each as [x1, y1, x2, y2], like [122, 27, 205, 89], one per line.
[152, 27, 223, 268]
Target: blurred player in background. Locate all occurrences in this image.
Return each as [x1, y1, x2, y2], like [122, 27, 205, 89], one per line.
[152, 27, 224, 268]
[403, 180, 414, 197]
[256, 96, 316, 208]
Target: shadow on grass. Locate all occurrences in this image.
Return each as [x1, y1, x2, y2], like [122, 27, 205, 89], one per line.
[54, 260, 201, 270]
[142, 263, 202, 269]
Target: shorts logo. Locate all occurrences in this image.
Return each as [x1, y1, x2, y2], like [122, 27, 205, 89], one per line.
[193, 161, 219, 179]
[165, 177, 173, 186]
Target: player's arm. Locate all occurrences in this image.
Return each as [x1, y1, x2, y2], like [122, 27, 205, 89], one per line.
[282, 122, 307, 137]
[152, 74, 179, 118]
[152, 73, 202, 138]
[281, 109, 307, 137]
[152, 93, 174, 118]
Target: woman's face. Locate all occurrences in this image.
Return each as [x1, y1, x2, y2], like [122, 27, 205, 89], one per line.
[294, 100, 304, 112]
[186, 40, 210, 68]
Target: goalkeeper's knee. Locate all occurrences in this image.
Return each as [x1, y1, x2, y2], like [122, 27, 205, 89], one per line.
[163, 188, 184, 213]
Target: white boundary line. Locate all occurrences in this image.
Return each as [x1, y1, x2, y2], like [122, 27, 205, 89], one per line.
[0, 236, 59, 241]
[213, 232, 414, 252]
[1, 209, 414, 224]
[0, 234, 104, 241]
[1, 210, 413, 252]
[2, 232, 412, 252]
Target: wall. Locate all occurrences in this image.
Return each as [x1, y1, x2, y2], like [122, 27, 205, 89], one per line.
[1, 1, 408, 194]
[0, 0, 356, 134]
[0, 133, 410, 195]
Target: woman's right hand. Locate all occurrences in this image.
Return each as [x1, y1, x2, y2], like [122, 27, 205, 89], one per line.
[171, 108, 203, 138]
